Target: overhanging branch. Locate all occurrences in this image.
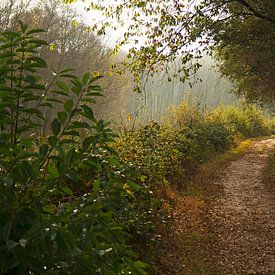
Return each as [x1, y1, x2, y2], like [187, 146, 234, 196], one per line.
[235, 0, 275, 25]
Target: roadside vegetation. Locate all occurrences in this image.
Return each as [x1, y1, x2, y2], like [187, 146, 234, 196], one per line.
[118, 102, 273, 191]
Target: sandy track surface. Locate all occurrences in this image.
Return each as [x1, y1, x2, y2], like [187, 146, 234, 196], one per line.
[211, 139, 275, 274]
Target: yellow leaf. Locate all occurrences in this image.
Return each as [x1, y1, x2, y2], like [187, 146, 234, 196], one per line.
[140, 175, 147, 182]
[72, 20, 78, 27]
[127, 114, 132, 121]
[123, 183, 134, 197]
[49, 43, 56, 51]
[92, 71, 100, 77]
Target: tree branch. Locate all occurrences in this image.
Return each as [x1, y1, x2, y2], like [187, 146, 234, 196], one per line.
[235, 0, 275, 24]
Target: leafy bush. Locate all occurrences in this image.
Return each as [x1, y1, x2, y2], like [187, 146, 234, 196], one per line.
[165, 100, 204, 129]
[206, 122, 233, 152]
[165, 101, 235, 163]
[117, 100, 272, 189]
[207, 104, 271, 138]
[116, 122, 183, 186]
[0, 22, 148, 274]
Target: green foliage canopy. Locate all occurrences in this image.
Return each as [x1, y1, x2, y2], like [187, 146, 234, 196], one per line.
[214, 1, 275, 104]
[66, 0, 275, 103]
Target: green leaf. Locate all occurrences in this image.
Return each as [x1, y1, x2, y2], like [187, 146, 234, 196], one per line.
[68, 121, 90, 129]
[93, 180, 100, 195]
[59, 68, 75, 74]
[82, 73, 90, 84]
[56, 229, 75, 252]
[47, 165, 59, 177]
[140, 175, 147, 183]
[26, 28, 45, 35]
[127, 181, 140, 191]
[64, 148, 74, 167]
[131, 261, 148, 275]
[22, 108, 44, 119]
[50, 90, 69, 97]
[19, 20, 27, 33]
[39, 102, 53, 108]
[65, 170, 80, 183]
[59, 139, 77, 145]
[86, 92, 104, 97]
[82, 136, 94, 150]
[81, 105, 96, 122]
[56, 81, 69, 93]
[28, 39, 48, 46]
[48, 135, 58, 147]
[64, 99, 73, 113]
[0, 52, 17, 59]
[96, 119, 105, 131]
[71, 86, 81, 96]
[90, 75, 103, 82]
[57, 111, 68, 124]
[63, 130, 80, 137]
[81, 98, 96, 104]
[24, 75, 36, 85]
[90, 85, 103, 92]
[46, 97, 63, 104]
[60, 186, 73, 196]
[39, 144, 49, 157]
[51, 118, 61, 136]
[26, 56, 46, 67]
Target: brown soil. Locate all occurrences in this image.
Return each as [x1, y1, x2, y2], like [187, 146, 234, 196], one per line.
[156, 138, 275, 275]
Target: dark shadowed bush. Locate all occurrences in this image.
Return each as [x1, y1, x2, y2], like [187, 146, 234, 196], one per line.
[0, 22, 148, 274]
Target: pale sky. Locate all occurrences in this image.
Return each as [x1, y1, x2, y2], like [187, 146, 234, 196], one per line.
[69, 1, 136, 50]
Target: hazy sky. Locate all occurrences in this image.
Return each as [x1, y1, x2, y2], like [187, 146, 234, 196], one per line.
[70, 0, 152, 51]
[70, 1, 135, 50]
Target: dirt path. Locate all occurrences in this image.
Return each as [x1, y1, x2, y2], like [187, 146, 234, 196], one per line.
[211, 138, 275, 274]
[156, 138, 275, 275]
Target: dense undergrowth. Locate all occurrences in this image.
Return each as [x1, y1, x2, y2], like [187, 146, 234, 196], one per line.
[0, 23, 273, 274]
[117, 101, 273, 190]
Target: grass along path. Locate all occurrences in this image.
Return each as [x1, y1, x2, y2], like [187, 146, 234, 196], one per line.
[155, 137, 275, 274]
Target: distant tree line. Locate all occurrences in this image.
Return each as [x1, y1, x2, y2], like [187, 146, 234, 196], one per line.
[0, 0, 132, 133]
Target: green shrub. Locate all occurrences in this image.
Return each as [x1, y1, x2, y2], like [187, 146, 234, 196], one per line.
[0, 22, 147, 274]
[116, 122, 183, 186]
[206, 122, 233, 152]
[116, 120, 231, 188]
[207, 104, 271, 138]
[117, 101, 272, 189]
[165, 100, 204, 129]
[165, 101, 233, 164]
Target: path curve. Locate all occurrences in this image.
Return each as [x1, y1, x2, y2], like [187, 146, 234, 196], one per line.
[211, 138, 275, 274]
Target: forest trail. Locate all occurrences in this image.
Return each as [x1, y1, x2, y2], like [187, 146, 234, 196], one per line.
[211, 138, 275, 274]
[157, 138, 275, 275]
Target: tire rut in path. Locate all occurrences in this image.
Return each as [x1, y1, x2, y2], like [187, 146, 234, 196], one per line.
[211, 138, 275, 274]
